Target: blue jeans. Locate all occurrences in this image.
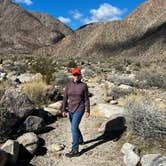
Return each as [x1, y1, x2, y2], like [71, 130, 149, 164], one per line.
[69, 111, 84, 150]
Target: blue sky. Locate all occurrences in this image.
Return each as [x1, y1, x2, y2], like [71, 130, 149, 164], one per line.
[13, 0, 147, 29]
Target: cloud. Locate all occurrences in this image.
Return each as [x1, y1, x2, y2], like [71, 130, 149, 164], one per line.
[70, 10, 83, 20]
[13, 0, 33, 5]
[58, 16, 71, 24]
[83, 3, 126, 24]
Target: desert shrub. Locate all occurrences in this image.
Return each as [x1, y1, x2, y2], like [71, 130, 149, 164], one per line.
[53, 72, 71, 90]
[67, 59, 77, 68]
[0, 81, 13, 99]
[29, 57, 56, 84]
[125, 95, 166, 138]
[22, 79, 48, 107]
[110, 75, 135, 86]
[136, 69, 166, 89]
[110, 86, 133, 99]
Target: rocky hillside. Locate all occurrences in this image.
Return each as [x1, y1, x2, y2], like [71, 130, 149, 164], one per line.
[36, 0, 166, 58]
[0, 0, 73, 54]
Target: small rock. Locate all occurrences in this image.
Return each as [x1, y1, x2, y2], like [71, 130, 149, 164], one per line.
[121, 143, 136, 155]
[123, 151, 140, 166]
[104, 96, 113, 103]
[48, 101, 62, 110]
[17, 132, 39, 154]
[119, 84, 133, 91]
[44, 107, 61, 116]
[47, 143, 65, 152]
[110, 100, 118, 105]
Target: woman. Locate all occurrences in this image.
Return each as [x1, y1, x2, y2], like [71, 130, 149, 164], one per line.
[61, 67, 90, 158]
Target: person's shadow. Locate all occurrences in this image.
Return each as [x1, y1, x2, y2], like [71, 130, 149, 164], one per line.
[80, 116, 126, 155]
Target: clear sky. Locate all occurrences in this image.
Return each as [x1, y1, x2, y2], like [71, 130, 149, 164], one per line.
[13, 0, 147, 30]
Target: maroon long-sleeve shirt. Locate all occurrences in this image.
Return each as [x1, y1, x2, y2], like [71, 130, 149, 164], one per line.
[61, 80, 90, 113]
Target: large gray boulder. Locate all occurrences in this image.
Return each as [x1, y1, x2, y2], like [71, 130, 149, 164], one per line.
[0, 89, 34, 142]
[18, 116, 45, 133]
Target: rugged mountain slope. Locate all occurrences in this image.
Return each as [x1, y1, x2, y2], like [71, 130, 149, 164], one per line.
[31, 12, 74, 37]
[36, 0, 166, 58]
[0, 0, 74, 54]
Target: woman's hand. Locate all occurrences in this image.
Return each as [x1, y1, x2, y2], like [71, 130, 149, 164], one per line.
[62, 112, 68, 117]
[85, 112, 90, 118]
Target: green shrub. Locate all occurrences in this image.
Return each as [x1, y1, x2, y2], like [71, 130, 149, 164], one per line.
[67, 59, 77, 68]
[29, 57, 56, 84]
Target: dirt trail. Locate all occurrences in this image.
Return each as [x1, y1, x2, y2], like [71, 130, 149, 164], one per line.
[30, 115, 125, 166]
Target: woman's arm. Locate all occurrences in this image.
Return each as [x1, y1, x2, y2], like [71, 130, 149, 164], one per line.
[84, 84, 90, 113]
[61, 84, 69, 113]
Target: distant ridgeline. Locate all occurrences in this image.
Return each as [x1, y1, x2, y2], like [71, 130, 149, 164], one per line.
[0, 0, 166, 57]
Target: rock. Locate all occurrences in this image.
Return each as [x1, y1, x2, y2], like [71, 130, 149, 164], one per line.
[121, 143, 136, 155]
[47, 143, 65, 152]
[123, 151, 140, 166]
[0, 150, 9, 166]
[48, 101, 62, 110]
[18, 116, 45, 133]
[16, 73, 43, 83]
[0, 72, 6, 81]
[104, 96, 113, 103]
[110, 100, 118, 105]
[141, 154, 166, 166]
[0, 140, 19, 164]
[119, 84, 133, 91]
[0, 89, 34, 142]
[44, 86, 62, 102]
[121, 143, 140, 166]
[32, 109, 55, 124]
[44, 107, 61, 116]
[91, 103, 125, 118]
[0, 89, 34, 118]
[17, 132, 39, 154]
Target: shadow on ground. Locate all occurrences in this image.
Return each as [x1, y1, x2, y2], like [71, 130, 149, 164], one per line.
[80, 117, 126, 155]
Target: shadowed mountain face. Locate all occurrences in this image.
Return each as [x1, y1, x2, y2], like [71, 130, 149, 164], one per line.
[36, 0, 166, 58]
[0, 0, 74, 54]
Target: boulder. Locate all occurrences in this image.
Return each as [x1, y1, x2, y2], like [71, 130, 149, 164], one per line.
[16, 73, 43, 83]
[48, 101, 62, 110]
[121, 143, 137, 155]
[0, 89, 34, 118]
[121, 143, 140, 166]
[0, 140, 19, 164]
[44, 107, 61, 116]
[18, 116, 45, 133]
[118, 84, 133, 91]
[91, 103, 125, 118]
[17, 132, 39, 155]
[123, 151, 140, 166]
[141, 154, 166, 166]
[0, 89, 34, 142]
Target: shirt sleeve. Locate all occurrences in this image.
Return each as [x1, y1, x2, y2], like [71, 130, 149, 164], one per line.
[84, 84, 90, 113]
[61, 84, 69, 112]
